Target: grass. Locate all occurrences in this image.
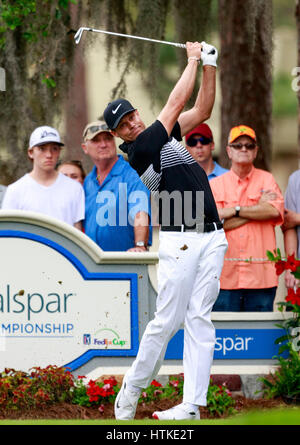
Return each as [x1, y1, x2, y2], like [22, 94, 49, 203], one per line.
[0, 407, 299, 425]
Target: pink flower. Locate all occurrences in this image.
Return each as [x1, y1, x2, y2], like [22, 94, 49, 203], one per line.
[98, 404, 105, 413]
[154, 390, 163, 396]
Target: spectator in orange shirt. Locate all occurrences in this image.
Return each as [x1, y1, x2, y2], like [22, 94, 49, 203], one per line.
[210, 125, 284, 311]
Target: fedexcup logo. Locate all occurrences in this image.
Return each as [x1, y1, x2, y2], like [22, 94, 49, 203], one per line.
[87, 328, 127, 347]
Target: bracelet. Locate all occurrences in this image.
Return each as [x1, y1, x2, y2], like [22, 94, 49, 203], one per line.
[188, 56, 201, 64]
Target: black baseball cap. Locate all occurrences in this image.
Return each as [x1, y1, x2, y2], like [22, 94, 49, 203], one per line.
[104, 98, 136, 130]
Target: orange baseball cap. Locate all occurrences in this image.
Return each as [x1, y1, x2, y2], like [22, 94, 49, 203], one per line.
[228, 125, 257, 144]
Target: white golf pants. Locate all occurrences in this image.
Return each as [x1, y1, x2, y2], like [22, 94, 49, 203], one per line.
[127, 228, 228, 406]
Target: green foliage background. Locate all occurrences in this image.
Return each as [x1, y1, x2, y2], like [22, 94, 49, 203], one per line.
[0, 0, 298, 182]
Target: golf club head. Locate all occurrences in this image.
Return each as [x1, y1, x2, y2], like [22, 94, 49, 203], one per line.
[74, 27, 84, 44]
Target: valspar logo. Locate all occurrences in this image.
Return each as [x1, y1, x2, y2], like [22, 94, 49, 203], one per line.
[91, 328, 127, 348]
[0, 284, 74, 321]
[215, 334, 254, 356]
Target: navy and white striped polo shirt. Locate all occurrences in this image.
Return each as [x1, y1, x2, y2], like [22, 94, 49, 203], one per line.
[119, 120, 220, 227]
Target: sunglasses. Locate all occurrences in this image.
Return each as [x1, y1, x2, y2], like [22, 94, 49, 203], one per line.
[84, 124, 109, 138]
[229, 142, 256, 150]
[187, 136, 212, 147]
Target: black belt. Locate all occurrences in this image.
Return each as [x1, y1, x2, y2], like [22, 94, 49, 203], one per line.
[160, 222, 223, 233]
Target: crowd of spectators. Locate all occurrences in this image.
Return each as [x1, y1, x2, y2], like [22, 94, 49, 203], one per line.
[0, 120, 298, 312]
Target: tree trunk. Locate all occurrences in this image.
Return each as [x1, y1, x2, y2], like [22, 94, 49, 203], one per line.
[218, 0, 273, 171]
[64, 1, 89, 171]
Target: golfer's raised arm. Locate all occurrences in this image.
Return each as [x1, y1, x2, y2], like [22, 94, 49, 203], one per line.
[178, 64, 216, 137]
[157, 42, 202, 136]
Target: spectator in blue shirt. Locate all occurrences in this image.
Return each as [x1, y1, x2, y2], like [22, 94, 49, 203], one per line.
[185, 123, 228, 180]
[81, 120, 151, 252]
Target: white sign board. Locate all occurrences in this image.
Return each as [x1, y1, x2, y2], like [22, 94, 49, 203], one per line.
[0, 232, 139, 371]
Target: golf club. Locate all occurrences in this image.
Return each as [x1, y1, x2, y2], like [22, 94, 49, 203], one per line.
[74, 27, 215, 54]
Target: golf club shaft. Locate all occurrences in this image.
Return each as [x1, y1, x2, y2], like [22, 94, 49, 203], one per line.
[74, 27, 186, 48]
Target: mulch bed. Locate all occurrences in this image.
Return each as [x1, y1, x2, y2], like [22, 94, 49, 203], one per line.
[0, 395, 287, 420]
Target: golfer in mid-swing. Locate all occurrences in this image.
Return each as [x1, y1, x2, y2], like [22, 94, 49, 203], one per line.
[104, 41, 228, 420]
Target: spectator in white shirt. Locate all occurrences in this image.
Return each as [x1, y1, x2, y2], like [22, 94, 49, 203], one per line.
[2, 126, 85, 230]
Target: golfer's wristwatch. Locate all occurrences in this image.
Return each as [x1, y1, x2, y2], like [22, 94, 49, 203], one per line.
[135, 241, 147, 248]
[235, 205, 241, 217]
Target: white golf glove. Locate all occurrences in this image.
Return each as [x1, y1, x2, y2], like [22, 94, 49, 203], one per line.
[201, 41, 218, 67]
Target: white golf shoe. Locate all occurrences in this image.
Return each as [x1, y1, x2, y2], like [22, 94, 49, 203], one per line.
[114, 379, 140, 420]
[152, 403, 200, 420]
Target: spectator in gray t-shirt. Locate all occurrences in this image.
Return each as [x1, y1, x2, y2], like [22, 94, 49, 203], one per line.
[0, 185, 7, 207]
[282, 170, 300, 289]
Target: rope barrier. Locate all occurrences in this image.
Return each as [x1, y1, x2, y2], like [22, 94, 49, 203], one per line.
[224, 258, 273, 263]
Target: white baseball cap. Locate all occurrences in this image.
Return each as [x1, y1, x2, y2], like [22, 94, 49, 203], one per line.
[29, 126, 64, 149]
